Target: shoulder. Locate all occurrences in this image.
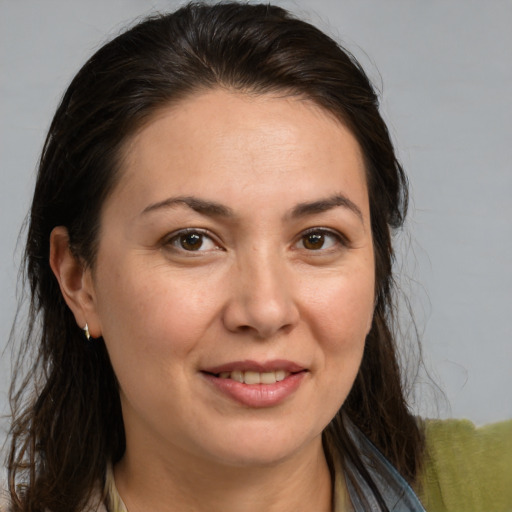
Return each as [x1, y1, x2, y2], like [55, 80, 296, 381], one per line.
[416, 418, 512, 512]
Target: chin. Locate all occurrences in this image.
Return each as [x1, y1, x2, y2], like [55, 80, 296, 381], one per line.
[198, 423, 323, 469]
[213, 444, 302, 468]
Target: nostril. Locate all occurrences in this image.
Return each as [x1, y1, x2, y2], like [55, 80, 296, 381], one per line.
[222, 293, 300, 338]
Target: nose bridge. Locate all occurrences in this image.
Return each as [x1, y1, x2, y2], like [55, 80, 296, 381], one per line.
[223, 242, 299, 338]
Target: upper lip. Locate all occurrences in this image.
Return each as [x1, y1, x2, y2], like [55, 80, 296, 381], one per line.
[202, 359, 307, 375]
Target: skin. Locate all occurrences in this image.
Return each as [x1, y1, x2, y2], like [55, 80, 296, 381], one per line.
[51, 89, 375, 512]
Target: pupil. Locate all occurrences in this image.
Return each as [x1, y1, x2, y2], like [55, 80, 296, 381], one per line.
[304, 233, 324, 250]
[181, 233, 202, 250]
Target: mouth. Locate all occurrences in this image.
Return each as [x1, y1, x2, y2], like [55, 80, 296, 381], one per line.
[200, 360, 308, 407]
[202, 360, 307, 383]
[216, 369, 291, 384]
[205, 369, 307, 385]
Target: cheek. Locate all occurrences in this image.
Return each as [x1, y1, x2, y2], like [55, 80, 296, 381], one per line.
[302, 268, 374, 390]
[293, 272, 373, 433]
[304, 270, 374, 342]
[94, 266, 224, 417]
[94, 260, 222, 366]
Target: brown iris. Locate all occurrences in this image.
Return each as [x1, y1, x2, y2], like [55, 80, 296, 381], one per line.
[302, 232, 325, 250]
[179, 232, 203, 251]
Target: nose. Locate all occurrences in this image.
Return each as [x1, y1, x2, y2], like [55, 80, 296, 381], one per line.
[222, 250, 300, 339]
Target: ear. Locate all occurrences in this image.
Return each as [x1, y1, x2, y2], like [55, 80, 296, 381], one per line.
[49, 226, 102, 339]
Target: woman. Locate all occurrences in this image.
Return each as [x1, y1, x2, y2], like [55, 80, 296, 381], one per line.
[4, 3, 510, 512]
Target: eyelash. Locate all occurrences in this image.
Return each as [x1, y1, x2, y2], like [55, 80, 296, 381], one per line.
[163, 227, 348, 254]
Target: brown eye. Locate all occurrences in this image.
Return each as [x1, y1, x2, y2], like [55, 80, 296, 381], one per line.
[302, 232, 325, 250]
[180, 232, 203, 251]
[168, 230, 218, 252]
[296, 229, 341, 251]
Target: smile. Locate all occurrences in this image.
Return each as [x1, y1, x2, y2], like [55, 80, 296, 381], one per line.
[201, 360, 307, 408]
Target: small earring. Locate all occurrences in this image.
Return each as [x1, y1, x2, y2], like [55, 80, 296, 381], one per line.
[83, 323, 91, 341]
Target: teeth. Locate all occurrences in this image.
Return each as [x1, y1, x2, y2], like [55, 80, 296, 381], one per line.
[260, 372, 275, 384]
[231, 370, 244, 383]
[275, 370, 286, 381]
[244, 371, 261, 384]
[217, 370, 290, 384]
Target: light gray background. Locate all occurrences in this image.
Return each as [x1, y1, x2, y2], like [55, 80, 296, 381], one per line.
[1, 0, 511, 431]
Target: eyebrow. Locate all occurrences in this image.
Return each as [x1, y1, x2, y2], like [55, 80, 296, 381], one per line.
[290, 194, 364, 223]
[141, 196, 234, 217]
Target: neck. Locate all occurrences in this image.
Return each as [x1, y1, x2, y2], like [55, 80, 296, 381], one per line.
[114, 436, 333, 512]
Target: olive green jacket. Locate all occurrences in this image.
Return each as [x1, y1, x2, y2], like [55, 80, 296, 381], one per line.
[417, 419, 512, 511]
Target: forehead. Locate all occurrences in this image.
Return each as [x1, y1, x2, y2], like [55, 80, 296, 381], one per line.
[108, 89, 369, 220]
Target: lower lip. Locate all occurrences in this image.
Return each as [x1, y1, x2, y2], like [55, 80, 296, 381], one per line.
[202, 371, 306, 408]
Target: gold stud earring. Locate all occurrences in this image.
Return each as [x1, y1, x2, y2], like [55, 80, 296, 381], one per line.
[83, 323, 91, 341]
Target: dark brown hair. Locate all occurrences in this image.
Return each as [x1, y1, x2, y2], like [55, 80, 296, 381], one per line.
[8, 2, 423, 511]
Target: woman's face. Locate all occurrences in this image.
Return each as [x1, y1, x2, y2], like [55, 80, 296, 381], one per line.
[85, 89, 375, 467]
